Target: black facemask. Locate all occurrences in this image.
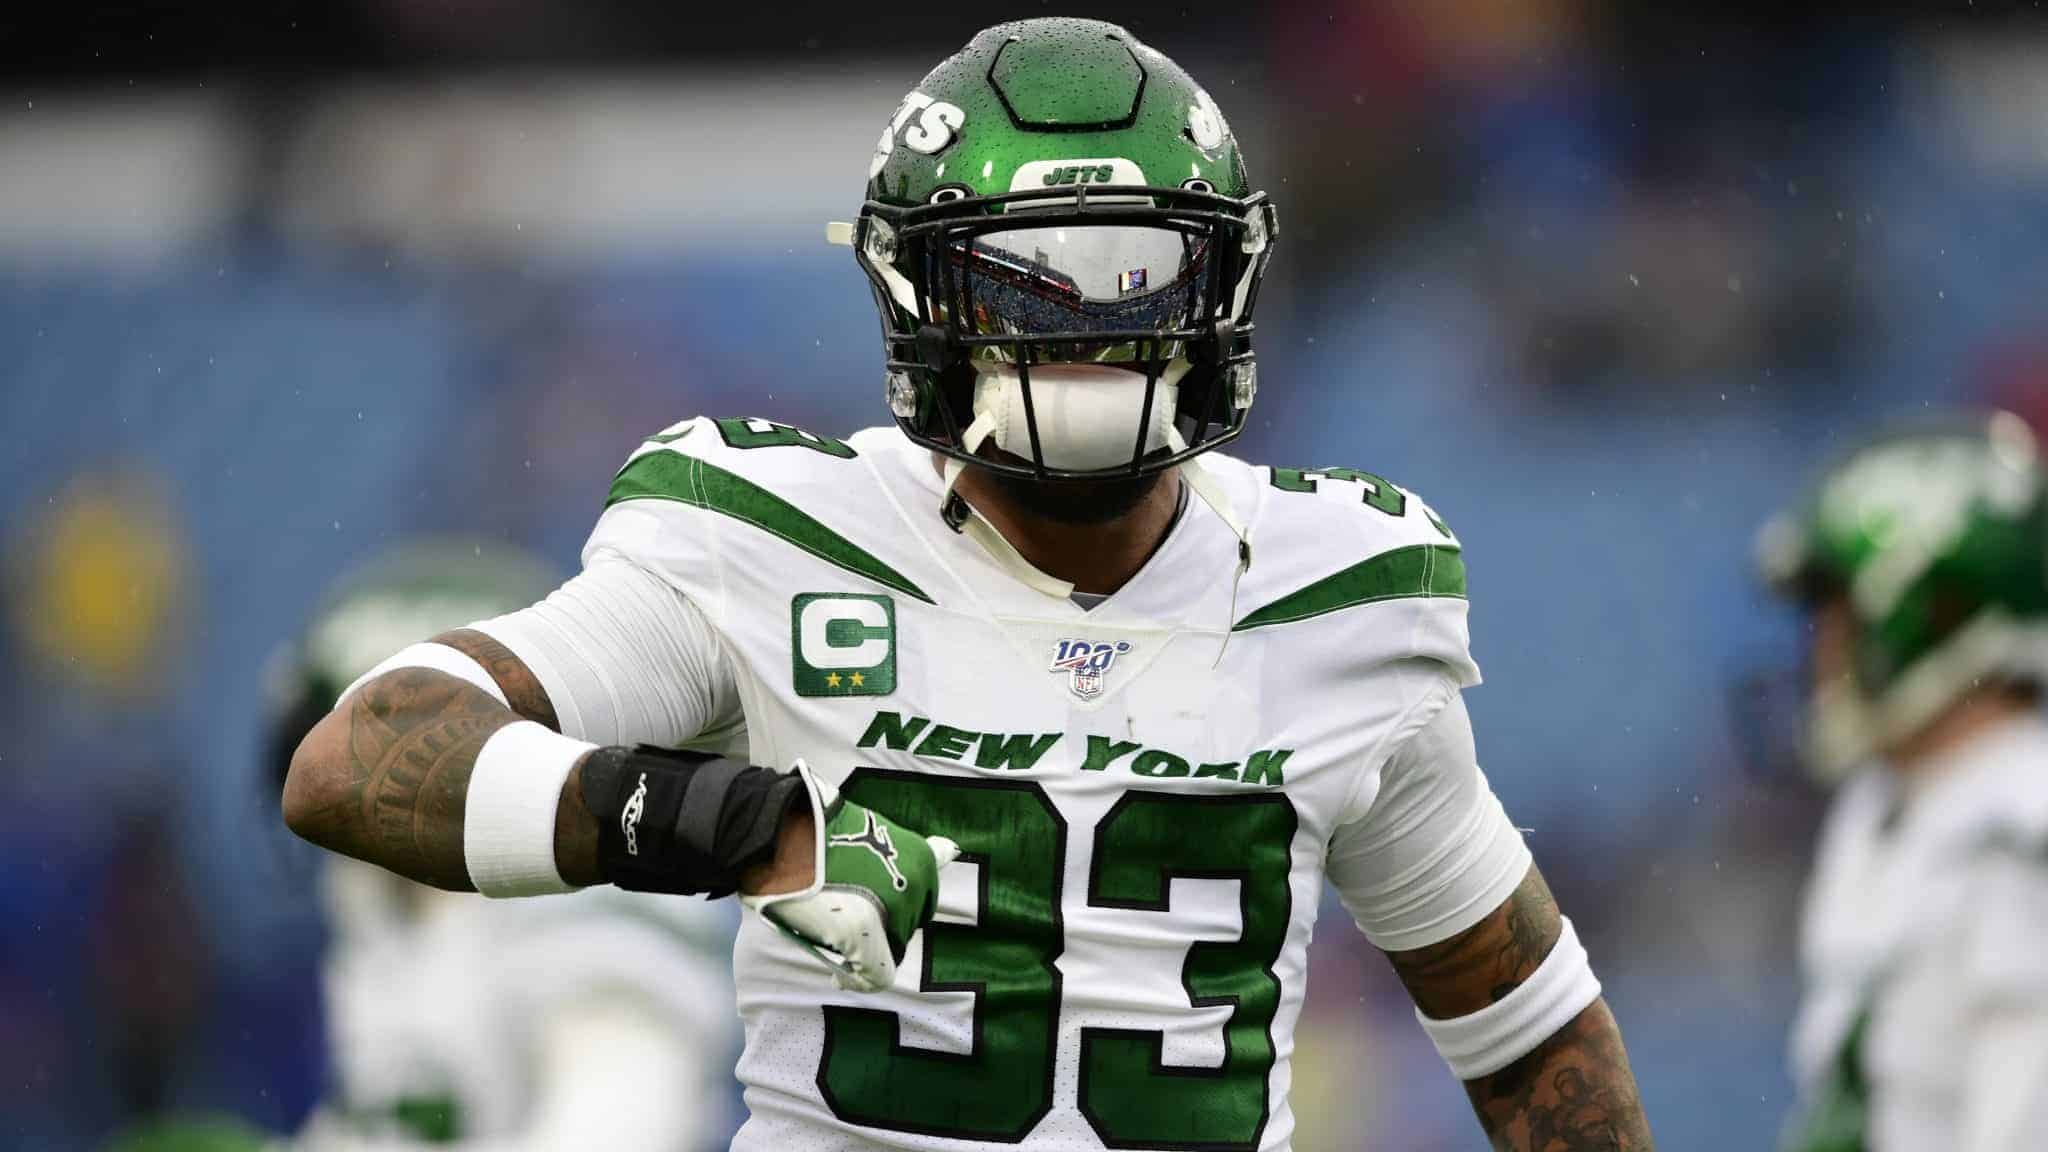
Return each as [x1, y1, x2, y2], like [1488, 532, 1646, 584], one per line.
[984, 467, 1168, 526]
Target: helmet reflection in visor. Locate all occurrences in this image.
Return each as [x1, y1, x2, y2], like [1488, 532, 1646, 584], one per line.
[940, 225, 1214, 362]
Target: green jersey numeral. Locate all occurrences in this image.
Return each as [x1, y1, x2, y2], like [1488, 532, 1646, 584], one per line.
[1270, 466, 1406, 517]
[715, 416, 856, 458]
[820, 772, 1065, 1141]
[816, 773, 1296, 1148]
[1080, 792, 1297, 1150]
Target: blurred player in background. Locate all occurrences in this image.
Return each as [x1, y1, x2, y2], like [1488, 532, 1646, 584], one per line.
[1762, 413, 2048, 1151]
[266, 541, 736, 1151]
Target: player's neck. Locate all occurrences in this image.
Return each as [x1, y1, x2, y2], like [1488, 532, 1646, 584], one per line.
[948, 464, 1182, 596]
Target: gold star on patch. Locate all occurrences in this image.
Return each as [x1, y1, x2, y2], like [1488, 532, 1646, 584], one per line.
[849, 672, 865, 687]
[825, 672, 842, 688]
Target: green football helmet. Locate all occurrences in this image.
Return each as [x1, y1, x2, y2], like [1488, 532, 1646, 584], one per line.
[1756, 411, 2048, 778]
[850, 18, 1276, 492]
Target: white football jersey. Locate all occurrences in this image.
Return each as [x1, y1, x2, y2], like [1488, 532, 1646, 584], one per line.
[1789, 716, 2048, 1151]
[512, 416, 1525, 1152]
[319, 864, 736, 1145]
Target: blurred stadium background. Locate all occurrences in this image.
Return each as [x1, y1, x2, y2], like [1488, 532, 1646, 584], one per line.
[6, 2, 2048, 1148]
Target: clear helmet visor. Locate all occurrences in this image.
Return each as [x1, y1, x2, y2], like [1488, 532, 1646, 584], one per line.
[937, 224, 1215, 362]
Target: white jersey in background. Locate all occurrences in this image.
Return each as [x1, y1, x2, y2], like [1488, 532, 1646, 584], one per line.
[481, 417, 1545, 1152]
[303, 867, 737, 1151]
[1790, 715, 2048, 1152]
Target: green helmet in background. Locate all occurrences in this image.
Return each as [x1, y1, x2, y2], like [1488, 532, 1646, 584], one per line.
[852, 18, 1276, 492]
[265, 539, 560, 790]
[1756, 411, 2048, 778]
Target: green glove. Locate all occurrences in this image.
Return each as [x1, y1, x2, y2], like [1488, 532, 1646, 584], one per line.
[741, 763, 959, 991]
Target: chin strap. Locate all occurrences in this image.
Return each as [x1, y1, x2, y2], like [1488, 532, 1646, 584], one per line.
[1164, 426, 1255, 666]
[940, 411, 1078, 600]
[962, 515, 1078, 600]
[1164, 426, 1251, 564]
[936, 418, 1257, 634]
[939, 410, 997, 529]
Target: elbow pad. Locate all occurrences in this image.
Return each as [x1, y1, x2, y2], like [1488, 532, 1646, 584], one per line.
[1416, 916, 1603, 1079]
[578, 745, 808, 898]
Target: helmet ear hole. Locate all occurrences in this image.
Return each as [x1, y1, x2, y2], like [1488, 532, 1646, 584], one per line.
[1181, 178, 1215, 194]
[928, 184, 971, 205]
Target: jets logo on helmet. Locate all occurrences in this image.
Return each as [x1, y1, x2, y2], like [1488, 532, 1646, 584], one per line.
[869, 91, 966, 178]
[1186, 86, 1225, 150]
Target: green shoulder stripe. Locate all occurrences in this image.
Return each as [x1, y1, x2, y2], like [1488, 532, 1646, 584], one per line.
[607, 450, 934, 604]
[1232, 543, 1464, 631]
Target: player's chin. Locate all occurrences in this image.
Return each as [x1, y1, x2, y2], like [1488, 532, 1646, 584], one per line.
[978, 448, 1170, 526]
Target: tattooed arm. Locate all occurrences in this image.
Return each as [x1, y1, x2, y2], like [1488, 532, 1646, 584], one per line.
[281, 629, 601, 889]
[1387, 867, 1654, 1151]
[284, 623, 814, 893]
[1327, 684, 1651, 1149]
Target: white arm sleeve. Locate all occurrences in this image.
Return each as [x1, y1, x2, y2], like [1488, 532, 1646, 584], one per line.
[1326, 680, 1532, 953]
[471, 551, 742, 748]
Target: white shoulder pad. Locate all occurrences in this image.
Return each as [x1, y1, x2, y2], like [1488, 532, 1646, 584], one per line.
[587, 416, 925, 616]
[1222, 455, 1476, 684]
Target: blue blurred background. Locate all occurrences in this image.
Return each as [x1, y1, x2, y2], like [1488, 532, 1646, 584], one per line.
[6, 3, 2048, 1148]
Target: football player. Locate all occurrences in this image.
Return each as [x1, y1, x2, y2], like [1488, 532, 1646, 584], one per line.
[1764, 414, 2048, 1151]
[267, 542, 736, 1151]
[282, 20, 1652, 1150]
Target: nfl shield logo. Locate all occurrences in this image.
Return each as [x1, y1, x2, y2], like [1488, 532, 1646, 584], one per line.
[1049, 638, 1132, 700]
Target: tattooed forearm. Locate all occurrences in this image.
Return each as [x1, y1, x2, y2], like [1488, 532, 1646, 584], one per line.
[432, 628, 560, 729]
[1390, 867, 1562, 1018]
[283, 667, 516, 890]
[425, 629, 600, 882]
[1465, 1000, 1652, 1151]
[1387, 867, 1652, 1150]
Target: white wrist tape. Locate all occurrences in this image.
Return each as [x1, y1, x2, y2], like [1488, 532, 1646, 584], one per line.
[1416, 915, 1603, 1079]
[464, 721, 595, 897]
[339, 641, 507, 707]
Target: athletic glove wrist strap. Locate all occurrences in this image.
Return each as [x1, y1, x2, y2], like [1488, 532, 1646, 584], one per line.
[578, 746, 808, 897]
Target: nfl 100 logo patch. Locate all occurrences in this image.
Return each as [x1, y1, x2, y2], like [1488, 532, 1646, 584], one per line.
[1048, 637, 1131, 700]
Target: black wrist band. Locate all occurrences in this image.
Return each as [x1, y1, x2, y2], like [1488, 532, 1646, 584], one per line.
[578, 745, 808, 897]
